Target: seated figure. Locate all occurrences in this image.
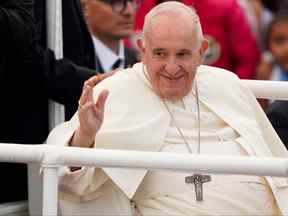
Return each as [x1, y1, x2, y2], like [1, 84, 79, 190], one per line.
[47, 1, 288, 215]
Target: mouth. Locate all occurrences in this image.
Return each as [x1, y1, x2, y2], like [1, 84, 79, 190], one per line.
[118, 21, 134, 27]
[161, 74, 184, 81]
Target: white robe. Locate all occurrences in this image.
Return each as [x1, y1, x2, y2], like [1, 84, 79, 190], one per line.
[133, 99, 278, 215]
[47, 63, 288, 215]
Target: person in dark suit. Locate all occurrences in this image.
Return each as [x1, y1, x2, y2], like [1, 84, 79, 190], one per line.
[35, 0, 98, 120]
[0, 0, 46, 204]
[0, 0, 101, 203]
[81, 0, 139, 74]
[266, 101, 288, 150]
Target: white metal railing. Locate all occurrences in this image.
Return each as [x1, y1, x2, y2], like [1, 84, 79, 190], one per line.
[241, 80, 288, 101]
[0, 80, 287, 215]
[47, 0, 65, 131]
[28, 0, 287, 215]
[0, 144, 287, 215]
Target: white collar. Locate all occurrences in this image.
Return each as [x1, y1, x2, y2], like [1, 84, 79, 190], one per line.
[92, 36, 125, 71]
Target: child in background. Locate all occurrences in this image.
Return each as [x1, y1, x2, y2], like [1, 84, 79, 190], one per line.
[256, 14, 288, 109]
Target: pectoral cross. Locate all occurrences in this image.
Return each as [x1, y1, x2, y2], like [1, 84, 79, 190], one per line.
[185, 173, 211, 201]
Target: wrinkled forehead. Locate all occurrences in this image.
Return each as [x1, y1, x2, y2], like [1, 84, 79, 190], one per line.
[145, 13, 200, 48]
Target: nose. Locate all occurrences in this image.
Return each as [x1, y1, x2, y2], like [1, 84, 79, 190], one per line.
[164, 58, 181, 75]
[122, 1, 136, 15]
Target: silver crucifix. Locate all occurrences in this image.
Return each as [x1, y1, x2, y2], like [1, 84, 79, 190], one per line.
[185, 173, 211, 201]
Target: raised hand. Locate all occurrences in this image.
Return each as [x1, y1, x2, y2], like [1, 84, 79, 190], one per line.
[78, 84, 109, 139]
[70, 74, 111, 148]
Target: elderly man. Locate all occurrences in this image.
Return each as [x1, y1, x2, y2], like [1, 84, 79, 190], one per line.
[81, 0, 139, 73]
[48, 1, 288, 215]
[134, 0, 261, 79]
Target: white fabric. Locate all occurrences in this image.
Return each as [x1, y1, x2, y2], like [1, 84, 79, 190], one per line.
[47, 63, 288, 215]
[133, 98, 279, 215]
[92, 36, 124, 71]
[134, 178, 279, 215]
[163, 96, 245, 154]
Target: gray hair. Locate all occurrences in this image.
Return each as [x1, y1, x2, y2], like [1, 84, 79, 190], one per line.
[142, 1, 204, 45]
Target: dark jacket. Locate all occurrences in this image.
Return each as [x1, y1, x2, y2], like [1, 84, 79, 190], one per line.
[266, 101, 288, 150]
[95, 47, 139, 73]
[0, 0, 39, 203]
[35, 0, 97, 120]
[0, 0, 96, 203]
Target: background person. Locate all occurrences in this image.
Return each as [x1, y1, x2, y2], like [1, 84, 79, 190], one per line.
[34, 0, 99, 120]
[0, 0, 110, 205]
[0, 0, 36, 203]
[256, 14, 288, 109]
[81, 0, 140, 73]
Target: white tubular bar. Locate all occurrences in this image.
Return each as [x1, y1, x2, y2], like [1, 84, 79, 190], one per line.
[46, 0, 65, 131]
[42, 166, 58, 216]
[0, 144, 287, 177]
[241, 80, 288, 100]
[0, 143, 287, 215]
[0, 144, 44, 163]
[48, 147, 288, 177]
[46, 0, 63, 58]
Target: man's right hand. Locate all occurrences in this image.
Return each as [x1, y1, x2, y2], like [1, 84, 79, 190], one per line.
[69, 74, 111, 148]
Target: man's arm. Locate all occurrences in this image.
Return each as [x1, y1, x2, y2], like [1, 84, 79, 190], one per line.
[32, 46, 96, 105]
[32, 0, 98, 106]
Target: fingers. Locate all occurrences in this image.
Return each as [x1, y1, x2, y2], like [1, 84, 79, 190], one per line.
[103, 69, 118, 78]
[82, 72, 117, 93]
[95, 90, 109, 113]
[84, 72, 114, 88]
[78, 84, 92, 109]
[89, 90, 108, 125]
[79, 73, 113, 112]
[84, 75, 100, 88]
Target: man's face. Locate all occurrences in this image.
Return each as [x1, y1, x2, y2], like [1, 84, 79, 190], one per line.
[82, 0, 136, 40]
[138, 15, 207, 100]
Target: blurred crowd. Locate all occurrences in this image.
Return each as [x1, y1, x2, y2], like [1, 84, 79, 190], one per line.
[0, 0, 288, 206]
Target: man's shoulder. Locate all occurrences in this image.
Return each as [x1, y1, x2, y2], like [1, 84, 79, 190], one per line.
[196, 65, 245, 96]
[197, 65, 239, 81]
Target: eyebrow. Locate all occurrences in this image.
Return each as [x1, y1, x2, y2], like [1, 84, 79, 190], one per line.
[152, 48, 166, 52]
[152, 48, 197, 53]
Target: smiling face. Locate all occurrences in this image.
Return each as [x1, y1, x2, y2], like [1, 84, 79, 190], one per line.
[137, 13, 208, 100]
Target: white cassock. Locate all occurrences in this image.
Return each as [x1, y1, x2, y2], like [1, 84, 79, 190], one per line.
[47, 63, 288, 215]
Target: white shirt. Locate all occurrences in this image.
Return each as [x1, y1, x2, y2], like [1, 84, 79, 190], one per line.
[92, 36, 125, 71]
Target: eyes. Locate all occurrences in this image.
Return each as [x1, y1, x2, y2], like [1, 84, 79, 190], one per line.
[273, 35, 288, 46]
[152, 49, 194, 60]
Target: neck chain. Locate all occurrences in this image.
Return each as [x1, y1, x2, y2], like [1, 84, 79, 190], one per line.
[142, 65, 211, 202]
[141, 64, 201, 154]
[161, 81, 201, 154]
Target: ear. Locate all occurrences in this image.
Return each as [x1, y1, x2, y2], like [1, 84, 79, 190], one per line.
[136, 38, 144, 52]
[136, 38, 146, 62]
[199, 38, 209, 56]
